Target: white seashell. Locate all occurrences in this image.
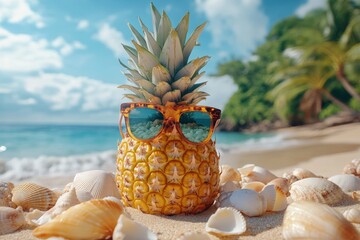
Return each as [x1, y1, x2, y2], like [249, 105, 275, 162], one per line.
[283, 201, 359, 240]
[283, 168, 317, 184]
[220, 165, 241, 185]
[0, 206, 26, 235]
[34, 186, 80, 226]
[229, 189, 267, 217]
[343, 208, 360, 224]
[289, 178, 344, 205]
[215, 191, 233, 208]
[63, 182, 73, 193]
[328, 174, 360, 192]
[177, 231, 211, 240]
[220, 181, 241, 193]
[343, 158, 360, 177]
[0, 182, 16, 208]
[260, 184, 287, 212]
[206, 207, 246, 236]
[241, 181, 265, 192]
[351, 191, 360, 201]
[73, 170, 121, 201]
[24, 209, 45, 227]
[32, 199, 123, 239]
[267, 177, 289, 196]
[113, 214, 157, 240]
[12, 183, 58, 211]
[238, 164, 277, 184]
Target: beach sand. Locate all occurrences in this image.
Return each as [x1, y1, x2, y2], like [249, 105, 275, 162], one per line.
[2, 123, 360, 239]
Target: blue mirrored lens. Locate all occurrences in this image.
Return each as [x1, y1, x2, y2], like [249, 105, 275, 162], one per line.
[179, 111, 211, 143]
[129, 108, 163, 140]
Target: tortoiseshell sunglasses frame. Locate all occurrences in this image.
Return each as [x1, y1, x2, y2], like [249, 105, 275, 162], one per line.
[119, 102, 221, 144]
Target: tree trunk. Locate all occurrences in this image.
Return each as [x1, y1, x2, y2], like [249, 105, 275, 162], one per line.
[336, 64, 360, 101]
[322, 89, 353, 112]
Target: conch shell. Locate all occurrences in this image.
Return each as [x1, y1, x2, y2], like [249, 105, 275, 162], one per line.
[0, 182, 16, 208]
[73, 170, 121, 201]
[238, 164, 277, 184]
[113, 214, 157, 240]
[11, 183, 58, 211]
[283, 201, 359, 240]
[0, 206, 26, 235]
[32, 198, 123, 240]
[205, 207, 246, 236]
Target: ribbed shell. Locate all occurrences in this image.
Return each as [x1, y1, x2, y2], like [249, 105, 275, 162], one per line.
[205, 207, 246, 236]
[289, 178, 344, 205]
[238, 164, 277, 184]
[283, 201, 359, 240]
[0, 182, 16, 208]
[11, 183, 58, 211]
[0, 207, 26, 235]
[32, 199, 123, 240]
[328, 174, 360, 192]
[343, 208, 360, 224]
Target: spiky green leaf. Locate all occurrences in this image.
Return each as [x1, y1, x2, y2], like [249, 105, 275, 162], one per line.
[118, 85, 143, 96]
[139, 18, 161, 57]
[151, 2, 161, 40]
[171, 76, 191, 92]
[157, 11, 172, 47]
[122, 44, 138, 65]
[133, 41, 160, 80]
[162, 89, 181, 105]
[141, 90, 162, 104]
[183, 22, 206, 63]
[152, 65, 171, 84]
[128, 23, 147, 48]
[160, 29, 184, 77]
[154, 81, 172, 97]
[133, 79, 155, 93]
[175, 12, 189, 48]
[123, 94, 145, 102]
[175, 56, 209, 80]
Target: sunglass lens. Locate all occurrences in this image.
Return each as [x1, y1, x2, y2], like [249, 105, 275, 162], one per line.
[179, 111, 211, 143]
[129, 108, 163, 140]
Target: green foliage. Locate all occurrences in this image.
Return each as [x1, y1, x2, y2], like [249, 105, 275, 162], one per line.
[319, 104, 342, 119]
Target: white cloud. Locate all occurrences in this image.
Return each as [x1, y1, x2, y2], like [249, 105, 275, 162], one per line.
[295, 0, 327, 17]
[18, 73, 122, 111]
[195, 0, 268, 58]
[51, 37, 85, 56]
[77, 19, 89, 30]
[0, 0, 45, 28]
[0, 28, 62, 72]
[202, 75, 237, 110]
[94, 23, 128, 58]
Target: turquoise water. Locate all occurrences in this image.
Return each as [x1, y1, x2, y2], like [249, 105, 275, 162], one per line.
[0, 124, 273, 159]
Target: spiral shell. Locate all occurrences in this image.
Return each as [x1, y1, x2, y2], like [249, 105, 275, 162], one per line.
[32, 198, 123, 240]
[11, 183, 58, 211]
[283, 168, 317, 184]
[283, 201, 359, 240]
[206, 207, 246, 236]
[343, 159, 360, 177]
[328, 174, 360, 192]
[113, 214, 157, 240]
[0, 207, 26, 235]
[229, 189, 267, 216]
[0, 182, 16, 208]
[289, 178, 344, 205]
[238, 164, 277, 184]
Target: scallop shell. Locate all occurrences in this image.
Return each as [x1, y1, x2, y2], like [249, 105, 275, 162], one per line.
[260, 184, 287, 212]
[0, 207, 26, 235]
[11, 183, 58, 211]
[229, 189, 267, 216]
[34, 186, 80, 226]
[220, 181, 241, 193]
[238, 164, 277, 184]
[0, 182, 16, 208]
[283, 201, 359, 240]
[343, 158, 360, 177]
[32, 198, 123, 240]
[289, 178, 344, 205]
[113, 214, 157, 240]
[73, 170, 121, 201]
[220, 165, 241, 185]
[343, 208, 360, 224]
[242, 181, 265, 192]
[205, 207, 246, 236]
[328, 174, 360, 192]
[283, 168, 317, 184]
[177, 231, 212, 240]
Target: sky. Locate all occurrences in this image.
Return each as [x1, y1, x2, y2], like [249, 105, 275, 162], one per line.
[0, 0, 327, 125]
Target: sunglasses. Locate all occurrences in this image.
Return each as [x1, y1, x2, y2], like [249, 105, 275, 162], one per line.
[119, 103, 221, 144]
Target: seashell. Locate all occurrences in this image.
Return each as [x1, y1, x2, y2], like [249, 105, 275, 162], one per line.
[12, 183, 58, 211]
[32, 198, 123, 240]
[113, 214, 157, 240]
[0, 182, 16, 208]
[343, 208, 360, 224]
[267, 177, 290, 196]
[241, 181, 265, 192]
[328, 174, 360, 192]
[0, 206, 26, 235]
[63, 182, 73, 193]
[219, 165, 241, 185]
[260, 184, 287, 212]
[177, 231, 211, 240]
[205, 207, 246, 236]
[289, 178, 344, 205]
[343, 158, 360, 177]
[24, 209, 45, 227]
[34, 186, 80, 226]
[283, 168, 317, 184]
[283, 201, 359, 240]
[73, 170, 121, 201]
[220, 181, 241, 193]
[238, 164, 277, 184]
[351, 191, 360, 201]
[215, 191, 233, 208]
[229, 189, 267, 217]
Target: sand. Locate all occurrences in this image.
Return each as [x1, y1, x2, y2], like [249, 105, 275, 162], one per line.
[1, 123, 360, 240]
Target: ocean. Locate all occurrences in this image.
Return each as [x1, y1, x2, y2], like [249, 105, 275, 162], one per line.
[0, 124, 289, 181]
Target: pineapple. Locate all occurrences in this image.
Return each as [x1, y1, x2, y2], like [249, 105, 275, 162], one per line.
[116, 3, 220, 215]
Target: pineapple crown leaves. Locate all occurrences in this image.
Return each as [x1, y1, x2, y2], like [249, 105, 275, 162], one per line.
[118, 3, 209, 105]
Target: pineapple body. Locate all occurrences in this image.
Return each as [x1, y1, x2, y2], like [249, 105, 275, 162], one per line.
[116, 132, 220, 215]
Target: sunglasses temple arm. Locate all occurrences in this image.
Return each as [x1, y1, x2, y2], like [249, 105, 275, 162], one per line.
[119, 114, 125, 138]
